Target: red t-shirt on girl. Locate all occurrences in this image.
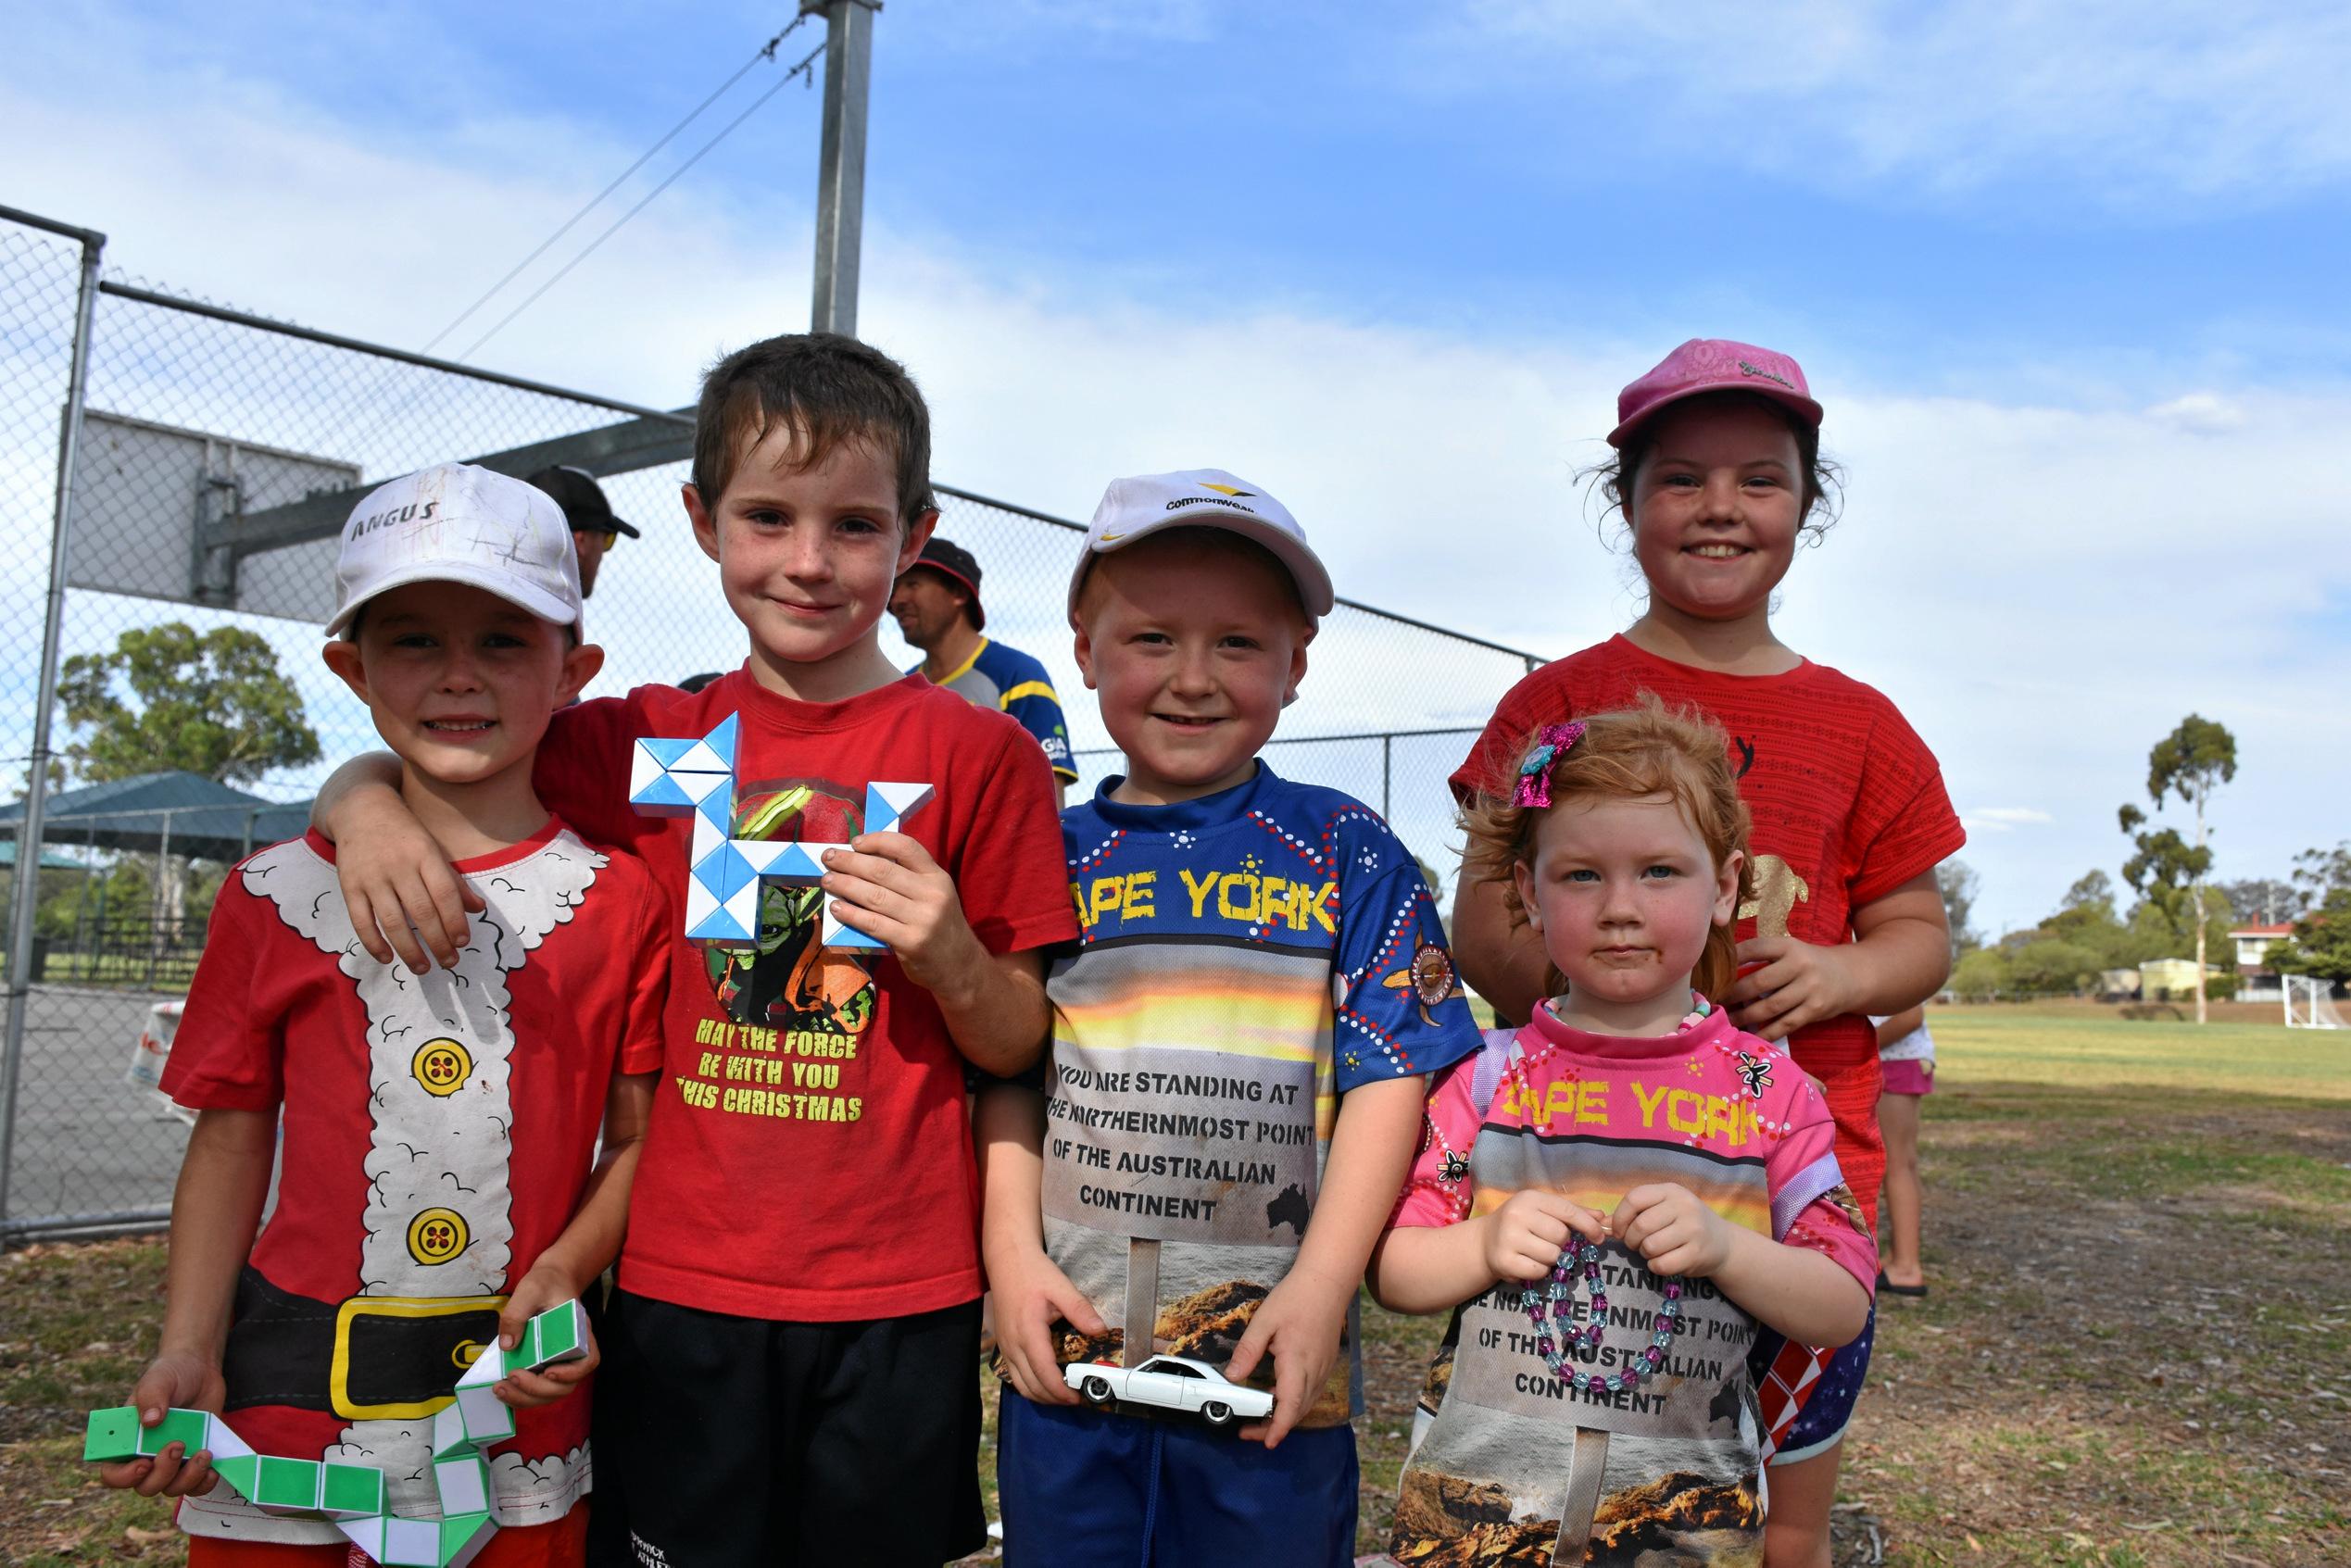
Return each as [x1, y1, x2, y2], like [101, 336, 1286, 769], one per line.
[1452, 635, 1966, 1219]
[535, 671, 1079, 1321]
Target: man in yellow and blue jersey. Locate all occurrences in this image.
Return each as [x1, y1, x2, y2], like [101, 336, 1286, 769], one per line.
[892, 534, 1077, 805]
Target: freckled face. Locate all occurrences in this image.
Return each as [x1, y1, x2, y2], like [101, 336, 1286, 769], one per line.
[1073, 535, 1309, 806]
[1514, 794, 1741, 1024]
[1628, 399, 1805, 623]
[686, 426, 929, 684]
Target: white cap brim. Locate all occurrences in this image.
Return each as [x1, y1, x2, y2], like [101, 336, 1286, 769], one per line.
[326, 564, 583, 638]
[1067, 504, 1336, 622]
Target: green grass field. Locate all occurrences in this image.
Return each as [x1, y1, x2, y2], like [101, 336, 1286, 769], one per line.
[1929, 1003, 2351, 1099]
[6, 1004, 2347, 1567]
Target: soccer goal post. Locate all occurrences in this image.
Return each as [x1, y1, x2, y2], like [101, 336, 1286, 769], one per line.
[2283, 974, 2346, 1029]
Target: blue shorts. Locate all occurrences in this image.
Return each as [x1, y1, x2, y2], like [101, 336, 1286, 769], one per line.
[997, 1386, 1358, 1568]
[1752, 1302, 1876, 1466]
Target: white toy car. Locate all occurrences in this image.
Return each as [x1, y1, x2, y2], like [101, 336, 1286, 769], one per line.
[1063, 1354, 1275, 1428]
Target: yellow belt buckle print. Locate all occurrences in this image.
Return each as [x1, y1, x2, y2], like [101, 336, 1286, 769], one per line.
[329, 1293, 508, 1421]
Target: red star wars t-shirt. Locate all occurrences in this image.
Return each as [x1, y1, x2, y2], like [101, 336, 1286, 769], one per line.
[537, 671, 1079, 1321]
[1452, 635, 1966, 1220]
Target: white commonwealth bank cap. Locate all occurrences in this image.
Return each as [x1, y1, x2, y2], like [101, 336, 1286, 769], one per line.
[1068, 468, 1337, 625]
[326, 462, 585, 637]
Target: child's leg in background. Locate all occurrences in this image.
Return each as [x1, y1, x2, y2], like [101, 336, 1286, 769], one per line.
[1876, 1086, 1926, 1287]
[1754, 1308, 1875, 1568]
[998, 1387, 1357, 1568]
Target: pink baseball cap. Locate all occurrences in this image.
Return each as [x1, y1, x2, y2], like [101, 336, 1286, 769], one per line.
[1607, 338, 1824, 449]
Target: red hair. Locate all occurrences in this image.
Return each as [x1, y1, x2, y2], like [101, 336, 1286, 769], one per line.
[1460, 695, 1753, 1001]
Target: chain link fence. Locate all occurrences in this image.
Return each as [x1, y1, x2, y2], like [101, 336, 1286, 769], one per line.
[0, 205, 1540, 1241]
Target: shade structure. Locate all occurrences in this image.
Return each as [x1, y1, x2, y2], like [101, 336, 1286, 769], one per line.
[0, 771, 311, 862]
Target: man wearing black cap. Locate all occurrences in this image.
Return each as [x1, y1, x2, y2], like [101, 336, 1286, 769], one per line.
[891, 535, 1077, 804]
[524, 465, 639, 599]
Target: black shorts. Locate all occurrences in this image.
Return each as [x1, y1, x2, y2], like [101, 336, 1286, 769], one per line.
[586, 1287, 986, 1568]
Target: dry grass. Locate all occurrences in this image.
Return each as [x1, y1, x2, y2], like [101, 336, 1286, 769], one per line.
[10, 1007, 2347, 1566]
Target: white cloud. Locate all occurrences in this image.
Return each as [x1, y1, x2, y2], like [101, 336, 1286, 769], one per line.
[2, 25, 2345, 938]
[2146, 394, 2247, 434]
[1962, 808, 2056, 833]
[1437, 0, 2351, 202]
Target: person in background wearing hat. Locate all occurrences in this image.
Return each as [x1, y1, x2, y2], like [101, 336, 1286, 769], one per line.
[96, 463, 668, 1566]
[891, 535, 1078, 805]
[525, 465, 640, 600]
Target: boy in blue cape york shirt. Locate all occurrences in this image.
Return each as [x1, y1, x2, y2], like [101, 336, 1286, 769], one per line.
[977, 470, 1484, 1566]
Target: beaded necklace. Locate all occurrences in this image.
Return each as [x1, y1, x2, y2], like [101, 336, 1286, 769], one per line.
[1517, 990, 1712, 1392]
[1526, 1243, 1685, 1392]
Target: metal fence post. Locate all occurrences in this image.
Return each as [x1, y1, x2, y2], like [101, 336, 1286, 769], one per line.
[0, 216, 105, 1231]
[808, 0, 874, 335]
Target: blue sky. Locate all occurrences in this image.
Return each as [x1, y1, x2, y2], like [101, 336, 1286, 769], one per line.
[4, 0, 2346, 939]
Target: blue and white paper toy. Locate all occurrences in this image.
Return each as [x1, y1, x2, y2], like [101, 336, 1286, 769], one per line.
[628, 715, 935, 949]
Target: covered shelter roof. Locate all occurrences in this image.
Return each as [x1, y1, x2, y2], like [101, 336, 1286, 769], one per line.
[0, 840, 89, 871]
[0, 772, 311, 862]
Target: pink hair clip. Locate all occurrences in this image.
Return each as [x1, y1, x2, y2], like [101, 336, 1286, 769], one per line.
[1513, 721, 1585, 809]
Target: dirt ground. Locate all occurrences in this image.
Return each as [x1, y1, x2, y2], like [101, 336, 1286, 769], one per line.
[8, 1080, 2347, 1567]
[1353, 1085, 2350, 1565]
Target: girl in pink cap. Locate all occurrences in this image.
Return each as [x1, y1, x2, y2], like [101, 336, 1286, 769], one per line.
[1447, 339, 1965, 1568]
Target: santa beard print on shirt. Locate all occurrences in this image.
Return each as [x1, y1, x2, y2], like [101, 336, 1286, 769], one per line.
[237, 835, 598, 1524]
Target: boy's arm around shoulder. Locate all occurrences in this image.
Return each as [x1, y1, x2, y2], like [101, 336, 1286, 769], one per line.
[309, 699, 625, 972]
[310, 750, 479, 972]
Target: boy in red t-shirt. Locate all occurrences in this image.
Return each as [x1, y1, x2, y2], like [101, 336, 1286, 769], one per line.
[311, 337, 1077, 1564]
[98, 463, 670, 1567]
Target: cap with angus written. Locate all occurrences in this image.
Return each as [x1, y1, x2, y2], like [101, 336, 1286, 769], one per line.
[327, 463, 583, 637]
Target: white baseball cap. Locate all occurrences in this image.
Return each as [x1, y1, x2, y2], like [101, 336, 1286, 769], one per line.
[1067, 469, 1336, 624]
[326, 463, 585, 637]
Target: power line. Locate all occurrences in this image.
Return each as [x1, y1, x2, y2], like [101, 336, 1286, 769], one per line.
[454, 41, 822, 362]
[421, 16, 811, 357]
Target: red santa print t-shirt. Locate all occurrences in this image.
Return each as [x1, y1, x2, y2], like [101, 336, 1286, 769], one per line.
[160, 822, 670, 1546]
[1453, 636, 1966, 1218]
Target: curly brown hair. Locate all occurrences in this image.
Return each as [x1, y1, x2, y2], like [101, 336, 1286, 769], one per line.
[1460, 695, 1754, 1002]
